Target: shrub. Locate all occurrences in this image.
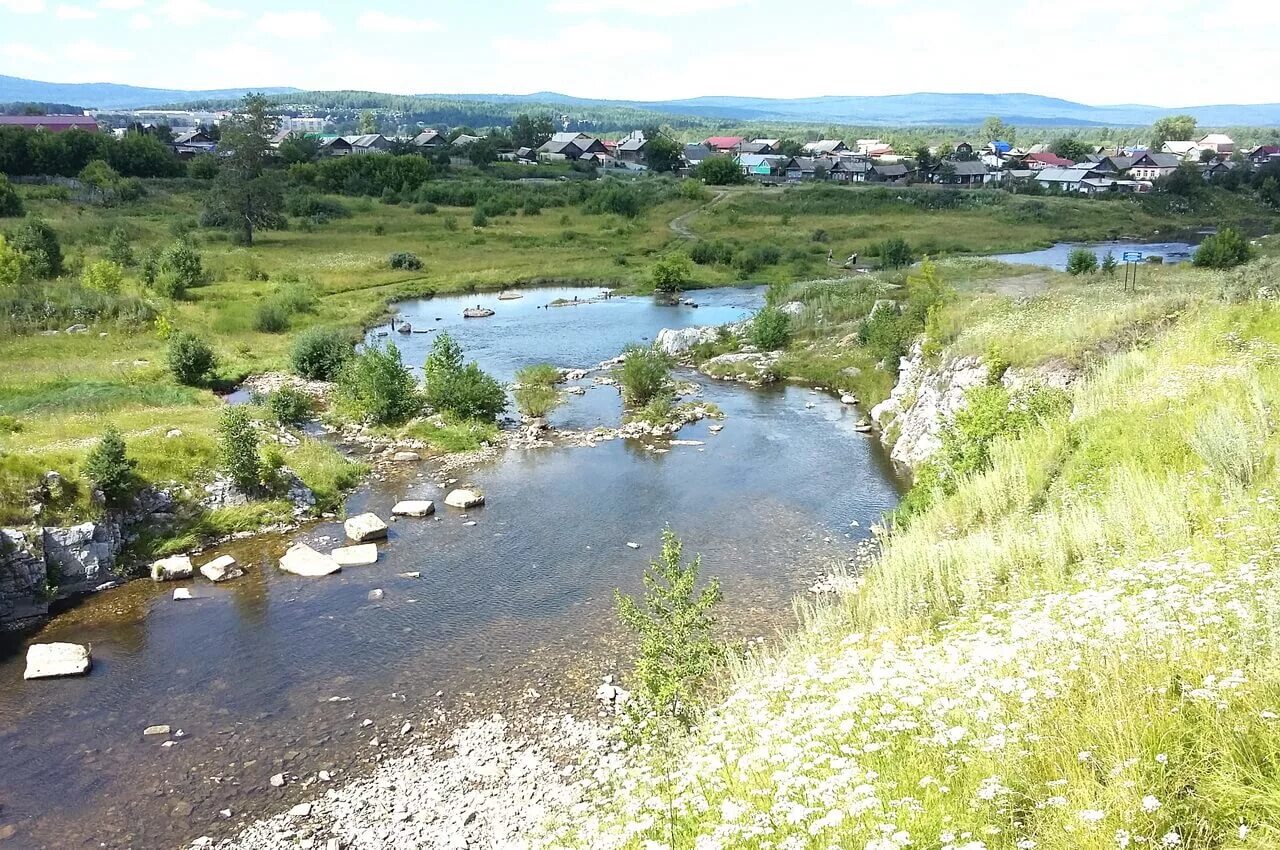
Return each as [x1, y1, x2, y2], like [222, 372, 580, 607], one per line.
[154, 271, 187, 300]
[167, 331, 216, 386]
[413, 201, 438, 215]
[423, 332, 506, 421]
[105, 227, 134, 266]
[290, 326, 354, 380]
[515, 363, 562, 386]
[749, 306, 792, 351]
[218, 407, 261, 493]
[0, 176, 24, 217]
[160, 240, 203, 290]
[188, 154, 220, 179]
[689, 240, 734, 266]
[334, 342, 420, 425]
[82, 425, 135, 507]
[617, 344, 671, 407]
[1100, 250, 1119, 277]
[8, 219, 62, 278]
[695, 156, 746, 185]
[388, 251, 423, 271]
[514, 362, 564, 419]
[614, 528, 723, 735]
[472, 209, 489, 228]
[254, 300, 291, 333]
[1194, 228, 1254, 269]
[869, 236, 913, 269]
[1066, 247, 1099, 276]
[0, 234, 26, 287]
[266, 386, 312, 426]
[651, 253, 693, 293]
[81, 260, 124, 295]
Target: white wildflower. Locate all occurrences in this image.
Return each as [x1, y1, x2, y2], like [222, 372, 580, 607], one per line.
[1161, 831, 1181, 846]
[1141, 795, 1161, 813]
[1079, 809, 1106, 824]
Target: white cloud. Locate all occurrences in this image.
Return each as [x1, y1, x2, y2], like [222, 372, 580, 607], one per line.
[129, 11, 150, 28]
[158, 0, 242, 27]
[495, 22, 671, 62]
[98, 0, 144, 8]
[548, 0, 746, 13]
[0, 42, 52, 64]
[0, 0, 45, 12]
[56, 4, 97, 18]
[62, 38, 133, 63]
[256, 10, 333, 37]
[356, 10, 441, 34]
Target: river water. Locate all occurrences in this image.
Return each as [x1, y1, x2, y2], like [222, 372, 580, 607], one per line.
[0, 286, 902, 849]
[990, 238, 1201, 270]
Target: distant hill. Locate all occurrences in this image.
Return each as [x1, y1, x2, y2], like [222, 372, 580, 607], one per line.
[0, 75, 298, 110]
[419, 91, 1280, 127]
[3, 75, 1279, 126]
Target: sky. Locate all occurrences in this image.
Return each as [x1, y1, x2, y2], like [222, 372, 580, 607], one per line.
[0, 0, 1277, 106]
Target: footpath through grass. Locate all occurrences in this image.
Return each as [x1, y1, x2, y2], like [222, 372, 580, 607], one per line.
[550, 256, 1280, 850]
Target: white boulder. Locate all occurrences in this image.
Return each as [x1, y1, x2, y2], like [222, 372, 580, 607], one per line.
[344, 512, 388, 543]
[199, 555, 243, 583]
[279, 543, 341, 577]
[392, 451, 421, 462]
[172, 588, 193, 601]
[391, 500, 435, 517]
[655, 326, 719, 356]
[24, 642, 92, 679]
[444, 489, 485, 509]
[150, 555, 194, 582]
[331, 544, 378, 567]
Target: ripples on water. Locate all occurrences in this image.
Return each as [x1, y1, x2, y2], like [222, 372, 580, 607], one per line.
[0, 286, 902, 848]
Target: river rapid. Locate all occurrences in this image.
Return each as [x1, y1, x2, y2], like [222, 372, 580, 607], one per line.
[0, 285, 902, 849]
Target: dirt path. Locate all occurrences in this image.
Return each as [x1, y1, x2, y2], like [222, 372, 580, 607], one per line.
[669, 190, 729, 240]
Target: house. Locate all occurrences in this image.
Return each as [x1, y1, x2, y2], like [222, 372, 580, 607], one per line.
[953, 141, 974, 158]
[450, 133, 483, 148]
[616, 131, 649, 163]
[1247, 145, 1280, 167]
[343, 134, 391, 154]
[1024, 152, 1074, 170]
[411, 129, 445, 149]
[703, 136, 745, 153]
[1198, 133, 1234, 154]
[171, 128, 217, 158]
[0, 114, 98, 133]
[1204, 160, 1239, 180]
[317, 136, 353, 157]
[1035, 165, 1100, 191]
[1161, 140, 1199, 160]
[867, 162, 909, 183]
[737, 141, 772, 156]
[857, 139, 895, 157]
[803, 139, 848, 156]
[538, 131, 605, 161]
[936, 160, 990, 186]
[682, 144, 714, 167]
[1094, 156, 1136, 176]
[987, 140, 1013, 155]
[737, 154, 784, 177]
[752, 139, 781, 153]
[1127, 152, 1182, 181]
[782, 156, 819, 182]
[828, 158, 869, 182]
[1024, 143, 1050, 155]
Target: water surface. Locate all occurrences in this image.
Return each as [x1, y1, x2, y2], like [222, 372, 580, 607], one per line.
[991, 239, 1200, 270]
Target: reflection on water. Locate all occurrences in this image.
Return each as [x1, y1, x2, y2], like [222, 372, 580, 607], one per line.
[990, 239, 1200, 271]
[0, 287, 902, 849]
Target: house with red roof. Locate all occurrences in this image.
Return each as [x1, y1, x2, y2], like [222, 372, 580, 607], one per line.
[703, 136, 744, 153]
[1024, 152, 1075, 170]
[0, 115, 98, 133]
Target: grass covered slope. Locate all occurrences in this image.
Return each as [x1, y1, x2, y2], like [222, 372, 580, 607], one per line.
[556, 260, 1280, 849]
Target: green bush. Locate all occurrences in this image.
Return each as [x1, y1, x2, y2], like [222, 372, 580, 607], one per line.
[0, 176, 24, 217]
[188, 154, 220, 179]
[167, 331, 216, 386]
[334, 342, 420, 425]
[8, 219, 62, 279]
[651, 254, 693, 292]
[413, 201, 438, 215]
[749, 306, 792, 351]
[868, 236, 913, 269]
[388, 251, 423, 270]
[105, 227, 134, 266]
[0, 235, 27, 287]
[160, 240, 203, 290]
[266, 386, 312, 425]
[695, 156, 746, 185]
[1193, 228, 1254, 270]
[1066, 247, 1099, 276]
[472, 209, 489, 228]
[689, 240, 734, 266]
[218, 406, 261, 493]
[82, 425, 136, 508]
[422, 332, 506, 421]
[290, 326, 354, 380]
[514, 360, 564, 418]
[285, 193, 350, 222]
[254, 300, 291, 333]
[617, 344, 671, 407]
[81, 260, 125, 295]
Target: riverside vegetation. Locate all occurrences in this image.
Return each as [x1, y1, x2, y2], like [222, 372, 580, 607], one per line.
[545, 240, 1280, 849]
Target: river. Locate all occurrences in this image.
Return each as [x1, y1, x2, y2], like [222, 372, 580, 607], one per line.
[990, 238, 1202, 270]
[0, 285, 902, 849]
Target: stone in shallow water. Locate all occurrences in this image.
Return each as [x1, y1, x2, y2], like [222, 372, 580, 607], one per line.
[199, 554, 243, 583]
[344, 512, 388, 543]
[392, 451, 421, 462]
[279, 544, 341, 577]
[331, 544, 378, 567]
[391, 500, 435, 517]
[150, 554, 194, 582]
[173, 588, 193, 601]
[24, 642, 92, 679]
[444, 489, 485, 509]
[143, 724, 171, 736]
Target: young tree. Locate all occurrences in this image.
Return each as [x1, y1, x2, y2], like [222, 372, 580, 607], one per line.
[651, 253, 693, 292]
[0, 175, 23, 217]
[290, 326, 355, 380]
[1051, 136, 1090, 162]
[467, 138, 498, 167]
[81, 259, 125, 294]
[1194, 228, 1255, 269]
[8, 219, 62, 278]
[276, 133, 319, 165]
[78, 159, 121, 202]
[218, 406, 261, 493]
[1150, 114, 1198, 149]
[980, 116, 1015, 144]
[422, 332, 507, 421]
[105, 226, 134, 266]
[614, 528, 723, 732]
[83, 425, 136, 508]
[0, 235, 26, 287]
[357, 110, 377, 134]
[643, 132, 683, 173]
[1066, 248, 1099, 276]
[334, 342, 421, 425]
[206, 94, 285, 245]
[695, 156, 745, 185]
[617, 345, 672, 407]
[167, 331, 216, 385]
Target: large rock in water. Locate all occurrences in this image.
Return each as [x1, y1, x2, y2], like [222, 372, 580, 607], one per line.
[344, 513, 388, 543]
[199, 555, 243, 583]
[391, 500, 435, 517]
[655, 326, 720, 356]
[444, 489, 485, 509]
[331, 544, 378, 567]
[150, 555, 194, 582]
[24, 642, 92, 679]
[279, 543, 341, 577]
[1, 528, 48, 624]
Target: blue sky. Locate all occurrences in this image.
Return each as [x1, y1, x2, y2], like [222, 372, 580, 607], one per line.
[0, 0, 1276, 106]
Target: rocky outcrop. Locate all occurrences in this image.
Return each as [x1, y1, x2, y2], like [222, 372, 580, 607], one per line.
[1, 528, 48, 624]
[655, 326, 720, 356]
[42, 521, 123, 591]
[698, 351, 780, 386]
[204, 471, 315, 517]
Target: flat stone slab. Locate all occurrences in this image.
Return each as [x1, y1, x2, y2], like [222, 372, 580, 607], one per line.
[444, 489, 485, 509]
[331, 544, 379, 567]
[199, 554, 243, 583]
[392, 451, 421, 462]
[173, 588, 193, 601]
[391, 500, 435, 517]
[344, 512, 389, 543]
[279, 543, 341, 577]
[25, 643, 92, 679]
[151, 554, 194, 582]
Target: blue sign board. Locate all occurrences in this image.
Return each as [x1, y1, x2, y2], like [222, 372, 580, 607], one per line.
[1122, 251, 1143, 262]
